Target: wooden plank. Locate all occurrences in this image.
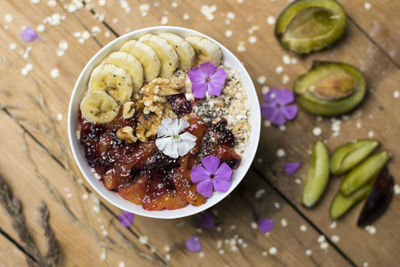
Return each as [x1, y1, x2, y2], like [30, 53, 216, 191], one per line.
[0, 234, 34, 267]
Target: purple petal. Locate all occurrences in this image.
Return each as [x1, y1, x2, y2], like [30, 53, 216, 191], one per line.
[191, 165, 211, 183]
[258, 218, 274, 234]
[201, 212, 214, 228]
[196, 179, 214, 198]
[275, 89, 295, 105]
[199, 61, 217, 77]
[188, 67, 207, 85]
[185, 236, 202, 252]
[213, 179, 231, 193]
[191, 83, 208, 99]
[21, 27, 39, 42]
[284, 162, 301, 175]
[118, 211, 134, 227]
[261, 103, 276, 119]
[282, 104, 298, 120]
[263, 89, 280, 103]
[201, 155, 220, 174]
[214, 162, 232, 181]
[261, 104, 286, 125]
[210, 68, 227, 85]
[207, 81, 223, 96]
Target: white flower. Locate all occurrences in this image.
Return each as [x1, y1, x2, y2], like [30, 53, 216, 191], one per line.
[155, 118, 197, 158]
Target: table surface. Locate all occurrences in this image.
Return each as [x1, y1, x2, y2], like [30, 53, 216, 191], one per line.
[1, 0, 399, 266]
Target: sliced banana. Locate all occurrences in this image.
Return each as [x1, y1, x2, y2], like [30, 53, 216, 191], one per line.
[102, 51, 144, 93]
[186, 35, 222, 66]
[120, 40, 161, 82]
[139, 34, 179, 78]
[159, 32, 195, 71]
[88, 64, 133, 105]
[80, 91, 120, 123]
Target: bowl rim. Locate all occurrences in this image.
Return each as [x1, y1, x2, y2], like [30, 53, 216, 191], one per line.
[68, 26, 261, 219]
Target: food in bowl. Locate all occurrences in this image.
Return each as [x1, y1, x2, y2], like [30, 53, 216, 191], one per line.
[77, 32, 251, 211]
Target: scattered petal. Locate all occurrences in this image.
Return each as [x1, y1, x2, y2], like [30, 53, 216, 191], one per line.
[118, 211, 134, 227]
[201, 212, 214, 228]
[185, 236, 202, 252]
[258, 218, 274, 233]
[21, 27, 39, 42]
[284, 162, 301, 175]
[261, 88, 298, 125]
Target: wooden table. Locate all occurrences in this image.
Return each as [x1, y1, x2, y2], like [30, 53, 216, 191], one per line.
[1, 0, 399, 266]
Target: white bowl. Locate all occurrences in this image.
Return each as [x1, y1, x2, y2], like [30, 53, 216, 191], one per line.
[68, 26, 261, 219]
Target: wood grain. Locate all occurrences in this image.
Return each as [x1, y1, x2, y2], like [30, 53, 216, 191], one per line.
[0, 234, 34, 267]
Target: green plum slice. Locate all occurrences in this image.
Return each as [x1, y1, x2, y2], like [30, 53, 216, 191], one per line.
[275, 0, 346, 54]
[294, 61, 366, 116]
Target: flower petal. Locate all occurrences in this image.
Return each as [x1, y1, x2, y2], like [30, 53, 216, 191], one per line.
[201, 155, 220, 174]
[162, 141, 179, 158]
[177, 119, 190, 133]
[155, 136, 171, 151]
[196, 179, 214, 197]
[21, 27, 39, 42]
[191, 82, 208, 99]
[262, 105, 286, 125]
[185, 236, 202, 252]
[199, 61, 218, 77]
[275, 88, 295, 105]
[282, 104, 298, 120]
[214, 162, 232, 181]
[261, 103, 276, 120]
[258, 218, 274, 234]
[284, 162, 301, 175]
[118, 211, 134, 227]
[201, 212, 214, 228]
[208, 68, 227, 96]
[157, 118, 175, 137]
[191, 165, 211, 183]
[213, 179, 231, 193]
[179, 131, 197, 142]
[188, 67, 206, 85]
[176, 138, 196, 157]
[263, 88, 280, 103]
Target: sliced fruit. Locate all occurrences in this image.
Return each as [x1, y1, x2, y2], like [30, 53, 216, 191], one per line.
[330, 183, 371, 220]
[102, 51, 144, 93]
[80, 91, 120, 123]
[294, 61, 366, 116]
[340, 151, 390, 196]
[357, 167, 394, 226]
[139, 34, 179, 78]
[302, 140, 330, 208]
[159, 32, 196, 71]
[275, 0, 346, 54]
[186, 35, 222, 66]
[88, 64, 133, 104]
[330, 139, 379, 176]
[120, 40, 161, 81]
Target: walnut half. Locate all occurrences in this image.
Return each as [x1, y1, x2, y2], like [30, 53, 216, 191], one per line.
[116, 126, 137, 143]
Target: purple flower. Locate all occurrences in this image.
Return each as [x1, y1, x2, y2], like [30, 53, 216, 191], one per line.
[188, 62, 227, 99]
[21, 27, 40, 42]
[201, 211, 214, 228]
[284, 162, 301, 175]
[258, 218, 274, 233]
[118, 211, 134, 227]
[191, 155, 232, 198]
[261, 88, 298, 125]
[185, 236, 202, 252]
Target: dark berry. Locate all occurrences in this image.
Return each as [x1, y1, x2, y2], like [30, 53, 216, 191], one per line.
[212, 119, 235, 147]
[168, 94, 192, 117]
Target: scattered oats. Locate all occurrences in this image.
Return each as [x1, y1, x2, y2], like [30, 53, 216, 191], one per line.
[318, 235, 325, 243]
[394, 90, 399, 98]
[120, 0, 131, 12]
[225, 19, 231, 25]
[282, 74, 290, 84]
[9, 43, 17, 50]
[393, 184, 400, 195]
[227, 12, 235, 20]
[160, 16, 168, 25]
[21, 63, 33, 76]
[291, 58, 298, 64]
[82, 30, 91, 39]
[299, 225, 307, 232]
[93, 206, 100, 213]
[164, 245, 170, 252]
[316, 116, 323, 122]
[264, 120, 271, 127]
[183, 13, 190, 20]
[248, 36, 257, 44]
[225, 30, 233, 37]
[59, 40, 68, 51]
[274, 202, 281, 209]
[269, 247, 277, 255]
[364, 2, 371, 10]
[255, 189, 266, 198]
[82, 193, 88, 200]
[66, 193, 72, 198]
[242, 243, 247, 248]
[102, 230, 108, 236]
[139, 236, 148, 244]
[320, 241, 329, 250]
[237, 0, 244, 3]
[257, 75, 267, 85]
[275, 66, 283, 74]
[363, 262, 369, 267]
[5, 14, 14, 23]
[47, 0, 57, 7]
[267, 16, 275, 25]
[313, 127, 322, 136]
[91, 26, 101, 36]
[329, 221, 337, 229]
[171, 2, 178, 8]
[201, 5, 217, 21]
[251, 222, 257, 229]
[216, 226, 222, 232]
[331, 235, 340, 243]
[50, 68, 60, 78]
[262, 251, 268, 256]
[279, 125, 286, 131]
[118, 262, 125, 267]
[281, 218, 288, 227]
[295, 178, 302, 184]
[365, 225, 376, 235]
[237, 41, 246, 52]
[73, 32, 81, 38]
[262, 86, 270, 94]
[248, 25, 260, 34]
[282, 55, 291, 64]
[23, 46, 33, 59]
[199, 252, 205, 258]
[368, 131, 374, 138]
[100, 248, 106, 261]
[98, 0, 106, 6]
[165, 254, 171, 261]
[356, 119, 362, 129]
[219, 249, 225, 255]
[277, 148, 285, 158]
[139, 4, 150, 16]
[37, 24, 45, 32]
[305, 249, 312, 256]
[105, 31, 111, 38]
[31, 0, 40, 3]
[196, 228, 203, 233]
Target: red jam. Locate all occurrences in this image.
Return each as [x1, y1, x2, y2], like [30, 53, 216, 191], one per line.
[79, 98, 241, 210]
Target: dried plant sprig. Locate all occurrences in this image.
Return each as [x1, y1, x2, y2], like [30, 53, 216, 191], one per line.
[39, 202, 60, 267]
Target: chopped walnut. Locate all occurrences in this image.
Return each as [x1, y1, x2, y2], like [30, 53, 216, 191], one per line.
[136, 114, 160, 142]
[122, 101, 135, 119]
[116, 126, 137, 143]
[141, 77, 185, 96]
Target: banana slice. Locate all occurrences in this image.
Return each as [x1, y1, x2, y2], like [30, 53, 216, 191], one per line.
[186, 35, 222, 66]
[120, 40, 161, 82]
[159, 32, 195, 71]
[88, 64, 133, 105]
[139, 34, 179, 78]
[80, 91, 120, 123]
[103, 51, 144, 93]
